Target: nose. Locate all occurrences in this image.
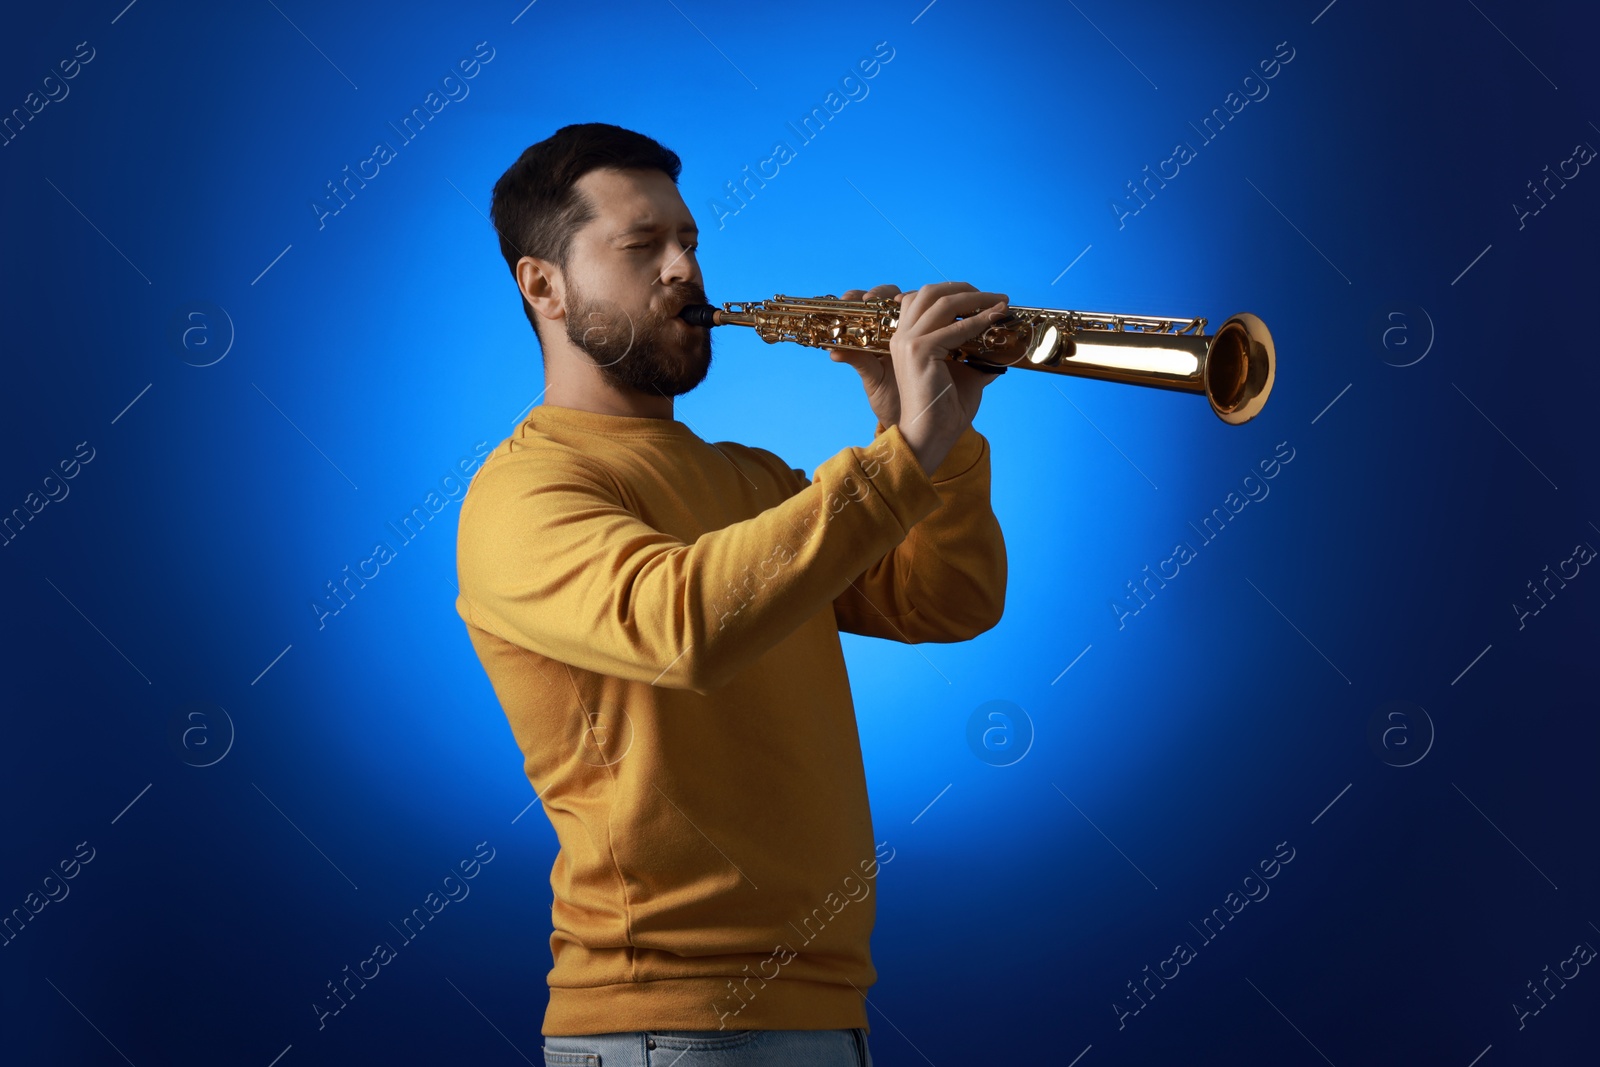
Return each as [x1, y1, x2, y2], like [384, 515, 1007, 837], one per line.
[660, 238, 697, 286]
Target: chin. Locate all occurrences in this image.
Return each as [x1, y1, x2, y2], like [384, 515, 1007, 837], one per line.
[665, 361, 711, 398]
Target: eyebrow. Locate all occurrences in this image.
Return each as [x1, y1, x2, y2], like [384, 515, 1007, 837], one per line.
[606, 221, 699, 241]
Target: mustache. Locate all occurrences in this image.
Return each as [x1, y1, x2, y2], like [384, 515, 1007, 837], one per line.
[661, 284, 707, 317]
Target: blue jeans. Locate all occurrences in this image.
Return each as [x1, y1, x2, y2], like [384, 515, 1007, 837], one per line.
[541, 1028, 874, 1066]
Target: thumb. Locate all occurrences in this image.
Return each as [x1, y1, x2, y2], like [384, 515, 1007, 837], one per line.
[830, 348, 879, 381]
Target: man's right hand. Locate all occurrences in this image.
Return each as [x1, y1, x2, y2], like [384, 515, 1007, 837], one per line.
[889, 282, 1009, 475]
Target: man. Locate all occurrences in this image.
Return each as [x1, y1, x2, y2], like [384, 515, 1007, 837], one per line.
[455, 122, 1008, 1066]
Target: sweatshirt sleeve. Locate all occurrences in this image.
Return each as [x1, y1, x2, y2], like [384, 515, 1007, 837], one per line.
[830, 422, 1007, 643]
[455, 423, 945, 694]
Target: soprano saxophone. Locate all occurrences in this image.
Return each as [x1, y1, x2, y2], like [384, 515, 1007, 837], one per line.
[679, 295, 1275, 425]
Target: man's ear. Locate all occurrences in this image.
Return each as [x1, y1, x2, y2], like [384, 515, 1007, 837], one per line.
[515, 256, 565, 327]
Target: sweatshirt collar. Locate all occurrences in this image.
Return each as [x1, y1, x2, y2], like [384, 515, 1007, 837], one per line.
[523, 403, 702, 440]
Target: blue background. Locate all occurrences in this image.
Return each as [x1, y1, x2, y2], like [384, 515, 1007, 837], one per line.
[3, 0, 1597, 1063]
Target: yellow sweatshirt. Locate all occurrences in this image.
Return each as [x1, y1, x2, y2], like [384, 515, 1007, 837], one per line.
[454, 403, 1006, 1036]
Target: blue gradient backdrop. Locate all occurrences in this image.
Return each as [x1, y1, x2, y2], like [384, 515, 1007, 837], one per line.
[3, 0, 1597, 1063]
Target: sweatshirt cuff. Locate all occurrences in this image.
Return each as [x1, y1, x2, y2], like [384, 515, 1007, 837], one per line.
[873, 422, 986, 483]
[854, 423, 942, 532]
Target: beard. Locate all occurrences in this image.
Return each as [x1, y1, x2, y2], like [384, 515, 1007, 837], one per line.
[564, 277, 713, 399]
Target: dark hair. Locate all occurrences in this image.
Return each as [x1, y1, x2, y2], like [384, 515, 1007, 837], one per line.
[489, 123, 683, 345]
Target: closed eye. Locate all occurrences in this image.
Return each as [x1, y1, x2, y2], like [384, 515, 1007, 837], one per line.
[621, 240, 696, 253]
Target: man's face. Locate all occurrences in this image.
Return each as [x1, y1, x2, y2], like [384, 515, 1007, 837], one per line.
[560, 167, 711, 399]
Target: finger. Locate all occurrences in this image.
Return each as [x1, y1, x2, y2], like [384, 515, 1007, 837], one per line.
[911, 281, 979, 308]
[919, 290, 1009, 327]
[863, 283, 901, 301]
[915, 299, 1009, 352]
[917, 281, 978, 296]
[828, 348, 878, 377]
[839, 289, 866, 301]
[898, 281, 958, 316]
[914, 296, 1008, 339]
[895, 287, 1004, 336]
[832, 349, 892, 392]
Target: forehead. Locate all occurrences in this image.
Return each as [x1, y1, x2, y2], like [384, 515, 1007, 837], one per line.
[574, 167, 693, 232]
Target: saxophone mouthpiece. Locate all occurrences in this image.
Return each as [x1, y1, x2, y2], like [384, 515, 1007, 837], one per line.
[678, 303, 721, 328]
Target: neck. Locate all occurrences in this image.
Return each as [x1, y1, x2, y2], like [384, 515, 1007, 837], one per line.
[542, 345, 674, 420]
